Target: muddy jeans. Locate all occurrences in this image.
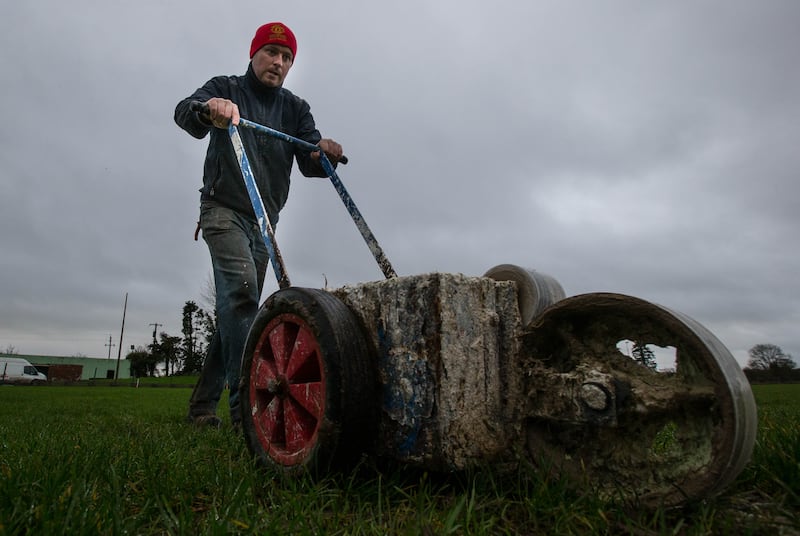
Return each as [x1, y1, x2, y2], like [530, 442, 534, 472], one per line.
[188, 202, 269, 424]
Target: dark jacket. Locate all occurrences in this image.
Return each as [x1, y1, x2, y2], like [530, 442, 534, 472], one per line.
[174, 65, 327, 224]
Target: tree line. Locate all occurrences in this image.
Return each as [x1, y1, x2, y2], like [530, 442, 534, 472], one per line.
[119, 295, 797, 385]
[126, 301, 215, 377]
[743, 343, 799, 383]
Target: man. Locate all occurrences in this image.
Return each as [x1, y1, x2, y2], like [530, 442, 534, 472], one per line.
[174, 22, 343, 428]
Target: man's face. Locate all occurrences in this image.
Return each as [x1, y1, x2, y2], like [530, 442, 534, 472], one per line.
[251, 44, 294, 87]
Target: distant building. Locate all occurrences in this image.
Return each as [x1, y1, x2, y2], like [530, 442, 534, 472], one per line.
[0, 353, 131, 381]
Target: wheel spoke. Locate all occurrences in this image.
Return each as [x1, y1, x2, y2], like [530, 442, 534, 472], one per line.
[284, 398, 318, 452]
[285, 325, 321, 382]
[252, 353, 278, 391]
[288, 382, 323, 418]
[268, 321, 298, 375]
[626, 379, 717, 415]
[256, 396, 285, 447]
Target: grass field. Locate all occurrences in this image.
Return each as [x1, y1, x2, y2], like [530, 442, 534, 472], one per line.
[0, 382, 797, 535]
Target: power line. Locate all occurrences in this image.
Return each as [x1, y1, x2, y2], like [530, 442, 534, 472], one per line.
[104, 335, 115, 360]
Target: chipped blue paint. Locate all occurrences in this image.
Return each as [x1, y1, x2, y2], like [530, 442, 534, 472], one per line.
[239, 118, 320, 155]
[238, 118, 397, 280]
[228, 124, 290, 288]
[376, 319, 432, 458]
[317, 156, 397, 280]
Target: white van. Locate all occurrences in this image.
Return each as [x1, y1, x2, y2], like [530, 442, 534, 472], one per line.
[0, 357, 48, 384]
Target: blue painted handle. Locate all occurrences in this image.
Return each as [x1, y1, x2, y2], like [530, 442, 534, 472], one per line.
[314, 153, 397, 279]
[189, 102, 347, 164]
[228, 124, 291, 288]
[240, 118, 396, 279]
[189, 101, 396, 280]
[239, 118, 348, 165]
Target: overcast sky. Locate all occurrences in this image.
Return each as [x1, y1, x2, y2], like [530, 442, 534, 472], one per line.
[1, 1, 797, 368]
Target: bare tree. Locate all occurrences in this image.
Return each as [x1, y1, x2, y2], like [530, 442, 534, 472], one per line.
[747, 344, 796, 370]
[199, 272, 216, 315]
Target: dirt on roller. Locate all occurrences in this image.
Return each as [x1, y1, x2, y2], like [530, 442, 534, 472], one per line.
[520, 293, 750, 507]
[334, 272, 525, 470]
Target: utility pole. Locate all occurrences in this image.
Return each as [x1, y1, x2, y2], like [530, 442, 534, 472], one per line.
[105, 335, 115, 360]
[149, 322, 162, 374]
[114, 292, 128, 381]
[149, 323, 162, 346]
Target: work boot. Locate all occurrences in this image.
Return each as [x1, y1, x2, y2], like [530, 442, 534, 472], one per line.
[187, 414, 223, 429]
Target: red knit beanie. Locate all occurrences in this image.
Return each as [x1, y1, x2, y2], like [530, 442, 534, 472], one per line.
[250, 22, 297, 59]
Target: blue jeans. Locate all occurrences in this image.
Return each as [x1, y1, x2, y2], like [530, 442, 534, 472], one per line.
[188, 203, 269, 424]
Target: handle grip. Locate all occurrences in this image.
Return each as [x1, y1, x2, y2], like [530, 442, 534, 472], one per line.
[188, 100, 348, 164]
[189, 100, 209, 116]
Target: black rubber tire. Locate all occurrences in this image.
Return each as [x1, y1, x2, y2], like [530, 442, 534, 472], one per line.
[240, 287, 377, 474]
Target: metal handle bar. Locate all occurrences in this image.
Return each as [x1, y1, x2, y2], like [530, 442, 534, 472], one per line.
[227, 123, 291, 288]
[189, 101, 347, 164]
[189, 101, 397, 280]
[239, 118, 348, 165]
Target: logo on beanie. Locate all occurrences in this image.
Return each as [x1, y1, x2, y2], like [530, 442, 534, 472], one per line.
[269, 24, 288, 42]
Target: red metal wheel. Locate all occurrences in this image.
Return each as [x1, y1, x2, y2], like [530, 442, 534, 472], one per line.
[241, 287, 377, 473]
[250, 313, 325, 466]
